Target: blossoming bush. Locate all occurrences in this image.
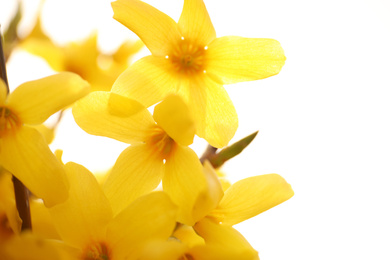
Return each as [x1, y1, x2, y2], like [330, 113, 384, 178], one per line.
[0, 0, 294, 259]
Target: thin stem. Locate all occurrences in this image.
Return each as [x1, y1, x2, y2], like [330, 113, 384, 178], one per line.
[1, 26, 32, 231]
[199, 145, 218, 164]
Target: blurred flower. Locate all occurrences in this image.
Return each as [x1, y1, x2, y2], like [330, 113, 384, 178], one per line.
[20, 17, 143, 91]
[111, 0, 286, 148]
[0, 73, 89, 207]
[48, 162, 177, 260]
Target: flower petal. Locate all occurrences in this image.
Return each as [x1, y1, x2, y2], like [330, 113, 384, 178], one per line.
[0, 79, 7, 104]
[178, 0, 216, 45]
[72, 91, 154, 144]
[153, 95, 195, 146]
[49, 162, 112, 248]
[20, 38, 66, 71]
[186, 75, 238, 148]
[103, 144, 164, 215]
[193, 217, 258, 259]
[207, 36, 286, 84]
[30, 200, 61, 240]
[209, 174, 294, 225]
[106, 191, 177, 259]
[7, 72, 90, 125]
[111, 0, 181, 56]
[112, 56, 179, 108]
[0, 126, 69, 207]
[0, 232, 74, 260]
[163, 145, 208, 225]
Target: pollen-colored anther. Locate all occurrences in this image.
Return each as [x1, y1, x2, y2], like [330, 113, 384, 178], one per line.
[0, 106, 21, 137]
[169, 39, 207, 75]
[82, 241, 111, 260]
[147, 126, 176, 160]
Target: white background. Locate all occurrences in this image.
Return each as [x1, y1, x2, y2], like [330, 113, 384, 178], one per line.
[1, 0, 390, 259]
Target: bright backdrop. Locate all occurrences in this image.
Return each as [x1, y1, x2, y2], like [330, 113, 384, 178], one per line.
[1, 0, 390, 259]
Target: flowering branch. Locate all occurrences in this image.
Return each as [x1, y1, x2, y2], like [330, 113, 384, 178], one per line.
[0, 27, 32, 231]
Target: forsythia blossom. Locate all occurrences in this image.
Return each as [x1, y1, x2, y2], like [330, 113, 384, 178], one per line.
[0, 0, 293, 259]
[111, 0, 286, 147]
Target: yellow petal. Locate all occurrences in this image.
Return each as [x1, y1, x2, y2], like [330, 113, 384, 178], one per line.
[163, 145, 207, 225]
[30, 200, 61, 240]
[209, 174, 294, 225]
[20, 39, 66, 71]
[111, 0, 181, 57]
[173, 225, 204, 248]
[196, 161, 224, 214]
[139, 240, 187, 260]
[193, 217, 258, 259]
[189, 244, 259, 260]
[153, 95, 195, 146]
[30, 124, 55, 144]
[0, 232, 74, 260]
[186, 75, 238, 148]
[7, 72, 90, 125]
[0, 79, 7, 104]
[72, 91, 154, 144]
[0, 126, 69, 207]
[49, 162, 112, 248]
[0, 170, 21, 237]
[106, 191, 177, 259]
[112, 56, 178, 108]
[207, 36, 286, 84]
[103, 144, 164, 215]
[178, 0, 216, 45]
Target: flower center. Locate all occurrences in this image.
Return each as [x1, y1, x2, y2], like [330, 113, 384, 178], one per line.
[0, 106, 21, 137]
[178, 254, 195, 260]
[147, 126, 176, 160]
[81, 241, 111, 260]
[168, 38, 207, 75]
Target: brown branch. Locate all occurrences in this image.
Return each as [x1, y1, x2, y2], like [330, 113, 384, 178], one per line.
[1, 27, 32, 231]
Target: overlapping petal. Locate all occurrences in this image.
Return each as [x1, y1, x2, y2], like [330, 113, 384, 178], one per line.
[193, 217, 259, 260]
[107, 191, 177, 259]
[0, 127, 69, 207]
[186, 75, 238, 148]
[103, 144, 164, 215]
[72, 91, 154, 144]
[209, 174, 294, 225]
[207, 36, 286, 84]
[163, 145, 207, 225]
[111, 0, 181, 56]
[6, 72, 90, 125]
[111, 56, 179, 108]
[153, 95, 195, 146]
[178, 0, 216, 45]
[49, 162, 112, 248]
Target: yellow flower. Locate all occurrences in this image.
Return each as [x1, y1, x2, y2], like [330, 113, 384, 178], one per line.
[73, 92, 208, 225]
[139, 220, 259, 260]
[139, 162, 293, 259]
[48, 162, 177, 260]
[21, 17, 143, 92]
[0, 73, 89, 207]
[111, 0, 286, 148]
